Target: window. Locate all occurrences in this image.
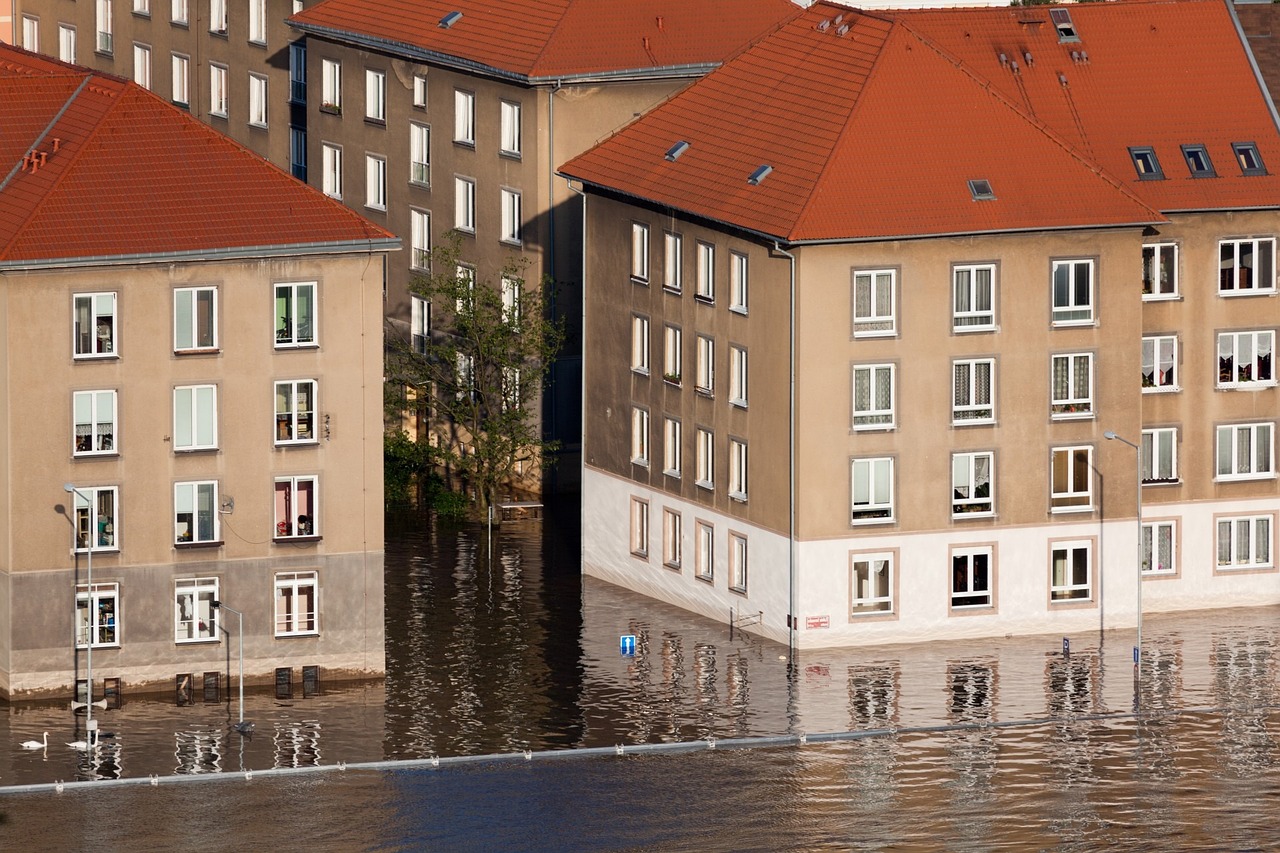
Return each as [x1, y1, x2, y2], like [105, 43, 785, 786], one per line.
[663, 417, 681, 478]
[76, 583, 119, 647]
[411, 209, 431, 270]
[1142, 335, 1178, 391]
[631, 407, 649, 466]
[365, 154, 386, 210]
[730, 533, 748, 593]
[1217, 515, 1272, 569]
[135, 0, 150, 14]
[21, 16, 38, 52]
[209, 0, 225, 33]
[630, 497, 649, 557]
[696, 428, 713, 489]
[321, 59, 341, 112]
[952, 358, 994, 424]
[951, 546, 992, 608]
[1142, 242, 1178, 298]
[663, 232, 683, 292]
[853, 269, 895, 336]
[365, 69, 385, 121]
[1128, 147, 1163, 180]
[275, 476, 317, 538]
[209, 63, 227, 117]
[1218, 330, 1274, 388]
[664, 325, 682, 383]
[1050, 541, 1091, 601]
[500, 189, 522, 244]
[688, 242, 713, 300]
[1051, 353, 1093, 418]
[1142, 427, 1178, 484]
[73, 293, 116, 358]
[70, 486, 118, 552]
[952, 451, 993, 516]
[1051, 446, 1093, 510]
[500, 100, 521, 156]
[133, 43, 152, 89]
[174, 482, 218, 544]
[729, 439, 748, 501]
[174, 385, 217, 450]
[631, 223, 650, 282]
[1051, 259, 1094, 325]
[1216, 422, 1273, 480]
[58, 25, 76, 64]
[171, 0, 187, 24]
[275, 282, 316, 347]
[454, 177, 475, 232]
[275, 380, 316, 444]
[410, 123, 430, 185]
[170, 53, 189, 105]
[631, 315, 650, 374]
[696, 335, 714, 394]
[852, 363, 894, 429]
[248, 73, 268, 127]
[290, 126, 307, 180]
[1142, 520, 1176, 575]
[696, 522, 714, 581]
[454, 265, 475, 313]
[413, 73, 428, 108]
[663, 509, 682, 569]
[1219, 238, 1275, 293]
[289, 42, 306, 103]
[953, 263, 995, 330]
[411, 296, 429, 355]
[1233, 142, 1267, 176]
[454, 90, 474, 144]
[96, 0, 113, 53]
[851, 457, 893, 523]
[1181, 144, 1215, 177]
[729, 345, 747, 407]
[851, 553, 893, 614]
[248, 0, 265, 42]
[456, 352, 475, 399]
[175, 578, 217, 641]
[730, 252, 748, 313]
[74, 391, 116, 456]
[501, 276, 520, 324]
[274, 571, 318, 635]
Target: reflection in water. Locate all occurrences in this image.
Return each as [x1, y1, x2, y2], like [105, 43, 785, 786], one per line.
[174, 729, 222, 775]
[845, 664, 900, 831]
[273, 720, 321, 769]
[1212, 631, 1277, 778]
[945, 661, 997, 851]
[1044, 651, 1100, 848]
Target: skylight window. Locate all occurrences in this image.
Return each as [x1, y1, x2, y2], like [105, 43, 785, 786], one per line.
[1050, 9, 1079, 43]
[1181, 144, 1215, 178]
[747, 165, 772, 185]
[439, 10, 461, 28]
[968, 179, 995, 201]
[1233, 142, 1267, 176]
[1128, 147, 1164, 181]
[665, 141, 689, 162]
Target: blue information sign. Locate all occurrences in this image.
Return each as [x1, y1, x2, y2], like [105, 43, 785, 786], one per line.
[620, 635, 636, 656]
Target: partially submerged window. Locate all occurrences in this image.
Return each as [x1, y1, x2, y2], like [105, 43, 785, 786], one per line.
[1233, 142, 1266, 176]
[1181, 145, 1215, 178]
[1128, 147, 1163, 181]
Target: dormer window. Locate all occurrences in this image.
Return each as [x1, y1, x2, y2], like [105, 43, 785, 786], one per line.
[1181, 145, 1215, 178]
[1233, 142, 1267, 176]
[1128, 147, 1163, 181]
[1050, 9, 1079, 43]
[968, 179, 994, 201]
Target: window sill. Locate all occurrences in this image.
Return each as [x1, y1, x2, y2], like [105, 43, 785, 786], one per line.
[630, 550, 648, 561]
[850, 516, 894, 526]
[274, 631, 320, 639]
[695, 573, 714, 585]
[730, 400, 747, 410]
[73, 451, 118, 459]
[662, 285, 683, 296]
[1050, 412, 1094, 421]
[631, 459, 649, 469]
[695, 387, 713, 398]
[849, 608, 895, 620]
[173, 447, 218, 454]
[729, 306, 747, 317]
[694, 295, 715, 306]
[663, 469, 681, 479]
[248, 38, 266, 48]
[1214, 473, 1277, 483]
[663, 561, 681, 572]
[76, 644, 121, 650]
[210, 113, 228, 122]
[695, 480, 713, 491]
[1050, 319, 1096, 328]
[175, 540, 223, 550]
[630, 277, 649, 286]
[951, 509, 994, 520]
[74, 354, 120, 362]
[74, 548, 119, 556]
[631, 368, 649, 378]
[132, 10, 151, 17]
[249, 122, 268, 131]
[174, 347, 220, 356]
[1217, 383, 1277, 391]
[209, 28, 228, 38]
[171, 20, 189, 28]
[500, 239, 523, 249]
[729, 585, 748, 596]
[1049, 596, 1094, 608]
[663, 377, 682, 386]
[365, 204, 387, 214]
[453, 140, 476, 149]
[729, 492, 747, 503]
[952, 324, 996, 334]
[319, 105, 342, 116]
[949, 603, 994, 614]
[1142, 478, 1180, 487]
[1141, 294, 1181, 302]
[499, 150, 522, 161]
[274, 342, 319, 351]
[409, 180, 431, 190]
[852, 423, 895, 433]
[94, 50, 114, 59]
[175, 637, 219, 644]
[1219, 289, 1277, 297]
[364, 117, 386, 128]
[952, 418, 996, 428]
[1142, 386, 1180, 394]
[1050, 505, 1093, 514]
[273, 535, 322, 544]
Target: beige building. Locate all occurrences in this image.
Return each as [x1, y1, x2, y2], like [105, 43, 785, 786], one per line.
[563, 1, 1280, 648]
[0, 45, 396, 697]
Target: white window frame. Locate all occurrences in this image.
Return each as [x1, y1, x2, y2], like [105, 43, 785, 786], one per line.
[663, 232, 683, 292]
[730, 252, 748, 314]
[852, 363, 894, 429]
[274, 571, 318, 636]
[410, 123, 430, 186]
[275, 281, 317, 347]
[453, 89, 475, 144]
[321, 58, 341, 112]
[850, 552, 893, 615]
[630, 497, 649, 558]
[58, 24, 76, 65]
[410, 208, 431, 271]
[209, 0, 226, 33]
[248, 0, 266, 43]
[500, 100, 521, 156]
[1217, 514, 1273, 569]
[1219, 237, 1276, 294]
[631, 407, 649, 467]
[729, 345, 748, 408]
[248, 72, 268, 127]
[1216, 422, 1274, 481]
[96, 0, 113, 53]
[1142, 520, 1176, 575]
[663, 509, 682, 569]
[76, 582, 119, 648]
[663, 417, 681, 478]
[1051, 352, 1093, 418]
[696, 242, 715, 300]
[274, 476, 318, 539]
[663, 325, 682, 383]
[695, 335, 714, 394]
[365, 154, 386, 211]
[953, 263, 995, 331]
[952, 451, 994, 517]
[173, 384, 217, 451]
[174, 577, 218, 642]
[209, 62, 227, 117]
[729, 439, 748, 501]
[73, 292, 117, 358]
[70, 486, 118, 553]
[74, 390, 117, 456]
[952, 358, 994, 424]
[696, 522, 714, 581]
[1142, 242, 1178, 299]
[171, 52, 189, 105]
[851, 457, 894, 524]
[696, 428, 714, 490]
[1051, 259, 1094, 325]
[275, 379, 317, 444]
[1142, 335, 1178, 392]
[21, 15, 39, 52]
[133, 43, 152, 89]
[174, 481, 219, 544]
[500, 188, 522, 244]
[1051, 446, 1093, 511]
[1050, 540, 1092, 602]
[853, 269, 896, 337]
[631, 223, 650, 282]
[631, 315, 650, 375]
[411, 296, 430, 355]
[412, 73, 428, 108]
[730, 533, 748, 593]
[1217, 330, 1275, 388]
[170, 0, 187, 24]
[951, 546, 993, 609]
[1141, 427, 1178, 484]
[454, 176, 475, 233]
[501, 276, 521, 326]
[365, 68, 386, 121]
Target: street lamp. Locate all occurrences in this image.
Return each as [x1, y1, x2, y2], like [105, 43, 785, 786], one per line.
[211, 600, 252, 734]
[1103, 432, 1143, 678]
[63, 483, 103, 745]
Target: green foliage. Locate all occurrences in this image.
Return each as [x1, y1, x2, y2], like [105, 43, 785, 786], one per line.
[430, 489, 470, 521]
[384, 431, 437, 506]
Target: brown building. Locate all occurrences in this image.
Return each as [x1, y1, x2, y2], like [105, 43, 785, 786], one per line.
[562, 0, 1280, 648]
[0, 45, 397, 697]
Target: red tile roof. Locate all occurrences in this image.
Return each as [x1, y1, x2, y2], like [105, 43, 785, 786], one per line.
[0, 45, 396, 266]
[561, 0, 1280, 242]
[289, 0, 800, 82]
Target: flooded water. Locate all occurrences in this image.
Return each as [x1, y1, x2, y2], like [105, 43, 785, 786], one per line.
[3, 501, 1280, 850]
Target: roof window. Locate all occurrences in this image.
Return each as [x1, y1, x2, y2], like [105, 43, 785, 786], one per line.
[1232, 142, 1267, 176]
[1049, 9, 1079, 43]
[747, 165, 772, 186]
[665, 141, 689, 162]
[439, 11, 462, 28]
[1181, 144, 1215, 178]
[968, 179, 995, 201]
[1128, 147, 1164, 181]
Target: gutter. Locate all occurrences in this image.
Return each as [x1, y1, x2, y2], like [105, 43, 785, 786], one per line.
[0, 237, 401, 271]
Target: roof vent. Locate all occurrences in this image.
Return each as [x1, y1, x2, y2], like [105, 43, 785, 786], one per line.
[968, 179, 995, 201]
[817, 19, 831, 32]
[1080, 50, 1089, 64]
[1050, 8, 1079, 43]
[665, 141, 690, 162]
[1070, 50, 1080, 63]
[1023, 51, 1033, 66]
[998, 52, 1007, 67]
[837, 23, 850, 36]
[439, 10, 462, 28]
[1057, 72, 1068, 87]
[747, 165, 773, 186]
[1010, 59, 1020, 74]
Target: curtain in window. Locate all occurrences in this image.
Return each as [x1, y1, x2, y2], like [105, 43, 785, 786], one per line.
[874, 275, 891, 319]
[1218, 520, 1232, 565]
[1238, 427, 1252, 474]
[1052, 357, 1069, 402]
[1257, 518, 1271, 564]
[954, 362, 969, 407]
[855, 276, 871, 320]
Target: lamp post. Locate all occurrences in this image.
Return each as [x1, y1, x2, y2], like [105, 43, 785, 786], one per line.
[211, 600, 251, 734]
[63, 483, 98, 742]
[1103, 432, 1143, 679]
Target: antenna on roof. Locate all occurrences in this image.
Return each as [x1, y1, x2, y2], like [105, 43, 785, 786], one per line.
[665, 141, 690, 162]
[439, 10, 462, 28]
[747, 165, 773, 186]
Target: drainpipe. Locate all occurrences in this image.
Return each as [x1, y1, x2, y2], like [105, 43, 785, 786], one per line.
[548, 81, 561, 280]
[568, 178, 587, 549]
[774, 242, 797, 662]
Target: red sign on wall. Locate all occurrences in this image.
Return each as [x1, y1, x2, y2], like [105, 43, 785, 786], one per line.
[806, 615, 830, 630]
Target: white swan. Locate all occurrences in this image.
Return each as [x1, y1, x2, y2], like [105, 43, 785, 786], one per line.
[67, 731, 98, 750]
[20, 732, 48, 749]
